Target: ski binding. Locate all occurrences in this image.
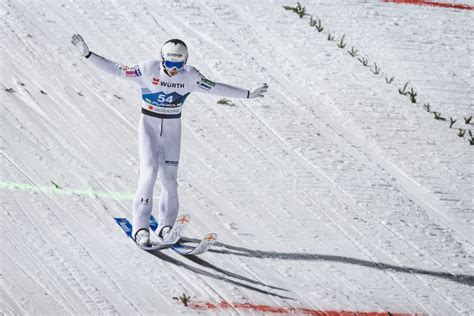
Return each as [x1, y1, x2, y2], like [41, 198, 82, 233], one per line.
[115, 214, 190, 251]
[115, 214, 217, 255]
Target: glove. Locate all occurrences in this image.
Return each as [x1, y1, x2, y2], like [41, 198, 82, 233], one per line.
[248, 83, 268, 99]
[71, 34, 90, 57]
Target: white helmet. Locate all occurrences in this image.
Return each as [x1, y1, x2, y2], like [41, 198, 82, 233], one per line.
[161, 39, 188, 62]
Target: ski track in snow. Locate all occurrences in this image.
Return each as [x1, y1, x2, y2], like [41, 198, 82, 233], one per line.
[1, 0, 473, 315]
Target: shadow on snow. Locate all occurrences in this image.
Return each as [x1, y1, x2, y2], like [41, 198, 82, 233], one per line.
[205, 240, 474, 287]
[144, 237, 472, 299]
[146, 248, 294, 300]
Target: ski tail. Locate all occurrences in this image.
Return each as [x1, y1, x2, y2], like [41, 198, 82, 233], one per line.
[114, 217, 133, 238]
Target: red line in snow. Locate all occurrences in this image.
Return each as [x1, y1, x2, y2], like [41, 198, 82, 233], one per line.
[383, 0, 474, 10]
[191, 301, 419, 315]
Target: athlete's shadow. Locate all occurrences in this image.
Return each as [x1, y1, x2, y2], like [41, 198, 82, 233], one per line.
[201, 240, 474, 287]
[147, 248, 294, 300]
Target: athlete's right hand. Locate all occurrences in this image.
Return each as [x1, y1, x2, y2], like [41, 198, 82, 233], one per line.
[248, 83, 268, 98]
[71, 34, 90, 57]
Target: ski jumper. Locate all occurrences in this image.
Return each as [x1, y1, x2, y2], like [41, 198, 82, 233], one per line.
[87, 52, 249, 237]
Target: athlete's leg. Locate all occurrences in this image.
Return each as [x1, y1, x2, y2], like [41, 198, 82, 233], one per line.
[156, 118, 181, 233]
[132, 115, 160, 238]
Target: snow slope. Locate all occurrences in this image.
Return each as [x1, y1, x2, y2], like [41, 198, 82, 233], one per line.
[1, 0, 473, 315]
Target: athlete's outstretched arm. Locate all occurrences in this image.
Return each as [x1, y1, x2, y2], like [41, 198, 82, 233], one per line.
[191, 68, 268, 99]
[71, 34, 143, 82]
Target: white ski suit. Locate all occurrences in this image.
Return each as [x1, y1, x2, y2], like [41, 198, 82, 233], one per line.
[87, 52, 249, 238]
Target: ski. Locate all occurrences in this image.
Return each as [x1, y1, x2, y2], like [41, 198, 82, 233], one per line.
[170, 233, 218, 256]
[115, 214, 216, 255]
[114, 214, 191, 251]
[150, 216, 217, 255]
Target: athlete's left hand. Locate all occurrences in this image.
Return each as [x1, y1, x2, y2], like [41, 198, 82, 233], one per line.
[248, 83, 268, 98]
[71, 34, 90, 57]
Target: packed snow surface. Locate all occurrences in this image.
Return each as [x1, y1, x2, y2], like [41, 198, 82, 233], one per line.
[1, 0, 473, 315]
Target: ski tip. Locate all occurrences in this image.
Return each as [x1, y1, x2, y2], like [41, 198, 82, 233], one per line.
[203, 233, 218, 242]
[176, 214, 191, 224]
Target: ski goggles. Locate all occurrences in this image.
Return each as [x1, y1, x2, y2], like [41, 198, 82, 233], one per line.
[163, 60, 185, 70]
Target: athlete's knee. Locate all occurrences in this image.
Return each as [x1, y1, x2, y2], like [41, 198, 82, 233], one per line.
[161, 177, 178, 190]
[160, 168, 178, 190]
[142, 160, 159, 173]
[139, 163, 158, 181]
